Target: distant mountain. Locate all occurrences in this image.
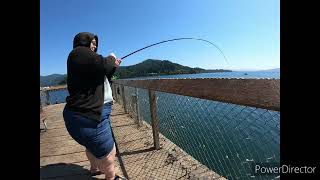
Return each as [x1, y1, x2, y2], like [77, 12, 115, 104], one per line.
[114, 59, 231, 79]
[40, 74, 66, 87]
[258, 68, 280, 72]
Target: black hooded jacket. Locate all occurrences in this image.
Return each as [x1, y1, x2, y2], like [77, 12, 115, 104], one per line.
[65, 32, 117, 122]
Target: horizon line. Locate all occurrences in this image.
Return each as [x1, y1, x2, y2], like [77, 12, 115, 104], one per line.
[41, 67, 280, 76]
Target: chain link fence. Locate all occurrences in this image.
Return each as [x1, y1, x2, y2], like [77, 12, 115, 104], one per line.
[116, 84, 280, 180]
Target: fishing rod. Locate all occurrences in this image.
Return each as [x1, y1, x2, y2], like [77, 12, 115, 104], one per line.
[120, 37, 229, 64]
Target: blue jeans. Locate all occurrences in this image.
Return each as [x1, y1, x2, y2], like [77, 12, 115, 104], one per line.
[63, 102, 115, 159]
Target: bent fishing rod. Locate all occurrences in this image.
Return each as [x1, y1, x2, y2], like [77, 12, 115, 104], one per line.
[120, 37, 229, 65]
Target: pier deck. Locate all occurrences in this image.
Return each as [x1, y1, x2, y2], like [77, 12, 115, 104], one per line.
[40, 103, 225, 180]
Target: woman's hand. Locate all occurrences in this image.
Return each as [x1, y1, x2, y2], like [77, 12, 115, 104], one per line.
[109, 53, 121, 67]
[115, 58, 122, 66]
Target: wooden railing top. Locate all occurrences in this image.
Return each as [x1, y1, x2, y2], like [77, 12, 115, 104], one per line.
[114, 78, 280, 111]
[41, 85, 67, 91]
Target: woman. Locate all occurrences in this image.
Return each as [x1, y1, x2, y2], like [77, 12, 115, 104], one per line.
[63, 32, 124, 180]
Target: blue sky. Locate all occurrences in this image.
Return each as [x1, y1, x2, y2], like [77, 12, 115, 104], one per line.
[40, 0, 279, 75]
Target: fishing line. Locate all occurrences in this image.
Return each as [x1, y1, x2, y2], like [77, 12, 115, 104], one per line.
[120, 38, 229, 65]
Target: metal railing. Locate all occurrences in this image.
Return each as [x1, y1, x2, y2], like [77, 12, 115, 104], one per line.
[112, 78, 280, 180]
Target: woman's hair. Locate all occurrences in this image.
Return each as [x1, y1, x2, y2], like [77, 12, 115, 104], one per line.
[73, 32, 99, 52]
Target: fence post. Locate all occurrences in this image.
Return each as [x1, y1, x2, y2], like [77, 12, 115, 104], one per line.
[135, 88, 141, 127]
[131, 94, 136, 120]
[117, 84, 119, 102]
[112, 83, 117, 103]
[121, 85, 127, 113]
[40, 96, 43, 110]
[111, 83, 115, 100]
[113, 84, 117, 103]
[45, 90, 50, 105]
[149, 90, 160, 150]
[131, 88, 141, 127]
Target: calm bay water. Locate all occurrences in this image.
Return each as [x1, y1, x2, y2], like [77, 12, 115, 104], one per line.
[125, 71, 280, 80]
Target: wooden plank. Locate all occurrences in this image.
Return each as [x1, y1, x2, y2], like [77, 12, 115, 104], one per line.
[115, 78, 280, 111]
[40, 130, 70, 139]
[40, 152, 88, 167]
[40, 135, 74, 144]
[40, 140, 79, 151]
[40, 141, 82, 150]
[41, 145, 85, 158]
[40, 127, 67, 134]
[149, 90, 160, 150]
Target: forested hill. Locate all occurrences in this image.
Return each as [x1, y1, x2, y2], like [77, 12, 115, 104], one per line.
[114, 59, 231, 79]
[40, 74, 66, 87]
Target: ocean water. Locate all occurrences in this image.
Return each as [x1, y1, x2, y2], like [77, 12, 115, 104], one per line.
[124, 71, 280, 80]
[40, 88, 69, 105]
[41, 71, 280, 179]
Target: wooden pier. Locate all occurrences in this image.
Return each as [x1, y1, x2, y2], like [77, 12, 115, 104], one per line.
[40, 103, 226, 180]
